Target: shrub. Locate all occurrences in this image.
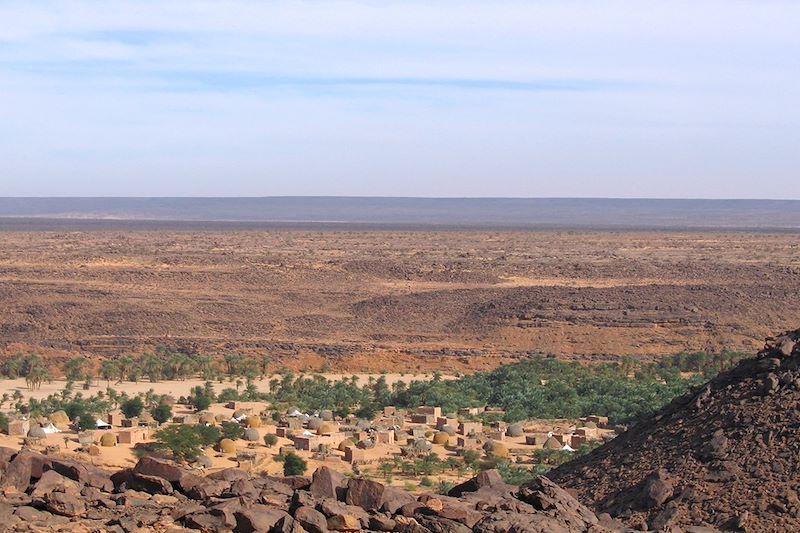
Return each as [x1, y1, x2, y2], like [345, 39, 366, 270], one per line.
[121, 397, 144, 419]
[221, 421, 245, 440]
[195, 425, 222, 447]
[283, 452, 307, 476]
[152, 404, 173, 424]
[155, 425, 203, 461]
[264, 434, 278, 447]
[190, 394, 212, 412]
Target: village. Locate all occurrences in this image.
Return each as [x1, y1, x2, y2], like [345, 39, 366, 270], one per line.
[0, 393, 618, 491]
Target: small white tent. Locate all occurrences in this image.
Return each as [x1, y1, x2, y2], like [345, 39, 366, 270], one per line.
[95, 419, 112, 430]
[41, 423, 60, 434]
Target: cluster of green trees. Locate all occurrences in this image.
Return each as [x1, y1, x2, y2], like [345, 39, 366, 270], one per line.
[0, 349, 273, 387]
[0, 354, 52, 389]
[2, 349, 748, 427]
[265, 351, 747, 425]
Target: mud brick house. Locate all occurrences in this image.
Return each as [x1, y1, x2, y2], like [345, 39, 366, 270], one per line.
[458, 421, 482, 436]
[416, 406, 442, 418]
[7, 419, 29, 436]
[118, 428, 149, 445]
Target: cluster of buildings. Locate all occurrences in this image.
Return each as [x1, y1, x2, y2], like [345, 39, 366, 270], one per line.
[273, 404, 617, 466]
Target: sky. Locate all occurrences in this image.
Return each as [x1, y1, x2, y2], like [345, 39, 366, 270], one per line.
[0, 1, 798, 198]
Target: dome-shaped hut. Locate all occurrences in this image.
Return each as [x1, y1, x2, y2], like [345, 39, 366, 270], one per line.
[49, 410, 70, 429]
[506, 423, 524, 437]
[100, 433, 117, 447]
[28, 426, 47, 440]
[245, 415, 262, 429]
[337, 438, 355, 452]
[243, 428, 260, 442]
[319, 409, 333, 421]
[543, 436, 562, 450]
[441, 425, 456, 436]
[219, 438, 236, 454]
[307, 417, 323, 431]
[199, 412, 217, 426]
[432, 431, 450, 446]
[483, 441, 509, 459]
[317, 423, 335, 436]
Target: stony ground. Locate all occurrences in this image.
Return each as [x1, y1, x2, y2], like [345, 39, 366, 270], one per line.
[548, 329, 800, 532]
[0, 450, 622, 533]
[1, 230, 798, 371]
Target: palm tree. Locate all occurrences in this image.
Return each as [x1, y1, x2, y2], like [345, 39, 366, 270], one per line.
[259, 354, 270, 380]
[26, 364, 50, 390]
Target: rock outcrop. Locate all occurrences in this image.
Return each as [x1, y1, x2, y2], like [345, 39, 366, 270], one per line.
[547, 328, 800, 532]
[0, 448, 613, 532]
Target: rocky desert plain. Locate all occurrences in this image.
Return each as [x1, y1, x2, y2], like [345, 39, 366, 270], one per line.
[1, 229, 798, 369]
[1, 227, 799, 533]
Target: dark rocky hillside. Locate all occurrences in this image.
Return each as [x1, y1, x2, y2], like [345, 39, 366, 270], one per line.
[547, 329, 800, 532]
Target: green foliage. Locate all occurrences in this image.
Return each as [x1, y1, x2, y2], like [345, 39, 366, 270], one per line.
[419, 476, 433, 487]
[0, 412, 8, 433]
[195, 425, 222, 447]
[436, 480, 455, 495]
[189, 386, 213, 411]
[63, 358, 86, 382]
[221, 421, 245, 440]
[152, 403, 173, 424]
[121, 397, 145, 419]
[283, 452, 308, 476]
[154, 424, 203, 461]
[264, 433, 278, 447]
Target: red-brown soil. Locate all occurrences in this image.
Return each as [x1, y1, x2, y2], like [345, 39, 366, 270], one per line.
[0, 230, 798, 371]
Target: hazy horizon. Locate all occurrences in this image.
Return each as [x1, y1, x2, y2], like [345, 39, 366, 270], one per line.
[2, 197, 800, 231]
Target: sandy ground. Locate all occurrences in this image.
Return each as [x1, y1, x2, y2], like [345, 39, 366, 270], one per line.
[0, 373, 453, 403]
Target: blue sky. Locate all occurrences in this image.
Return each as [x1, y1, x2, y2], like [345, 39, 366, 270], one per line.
[1, 1, 798, 198]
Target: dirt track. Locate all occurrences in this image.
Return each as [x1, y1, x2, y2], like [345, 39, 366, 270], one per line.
[0, 229, 798, 371]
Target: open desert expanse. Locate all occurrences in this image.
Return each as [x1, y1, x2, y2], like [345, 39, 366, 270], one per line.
[1, 228, 798, 371]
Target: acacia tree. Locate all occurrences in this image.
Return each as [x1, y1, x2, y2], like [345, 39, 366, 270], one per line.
[155, 425, 203, 461]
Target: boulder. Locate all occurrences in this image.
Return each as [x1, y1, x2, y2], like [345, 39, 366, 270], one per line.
[43, 491, 86, 517]
[309, 466, 348, 500]
[327, 513, 361, 531]
[448, 469, 506, 497]
[208, 468, 249, 482]
[31, 470, 80, 499]
[345, 478, 385, 511]
[1, 450, 33, 492]
[294, 505, 328, 533]
[126, 472, 175, 495]
[234, 506, 291, 533]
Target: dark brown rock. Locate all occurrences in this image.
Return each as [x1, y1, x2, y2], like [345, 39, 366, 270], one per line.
[294, 505, 328, 533]
[309, 466, 347, 500]
[1, 450, 32, 492]
[234, 506, 291, 533]
[43, 491, 86, 517]
[344, 478, 384, 511]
